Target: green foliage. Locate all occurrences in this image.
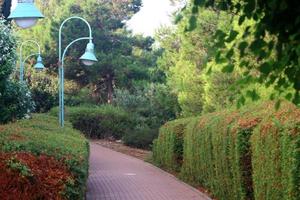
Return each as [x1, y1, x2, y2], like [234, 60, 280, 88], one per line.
[0, 19, 35, 123]
[123, 124, 157, 149]
[50, 105, 133, 139]
[191, 0, 300, 105]
[153, 118, 190, 171]
[28, 71, 59, 113]
[0, 81, 35, 124]
[6, 156, 33, 178]
[114, 83, 179, 148]
[156, 7, 231, 116]
[251, 105, 300, 200]
[0, 114, 89, 199]
[154, 101, 300, 200]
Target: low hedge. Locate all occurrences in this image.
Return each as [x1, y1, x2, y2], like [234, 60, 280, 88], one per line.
[50, 105, 134, 139]
[0, 114, 89, 199]
[153, 101, 300, 200]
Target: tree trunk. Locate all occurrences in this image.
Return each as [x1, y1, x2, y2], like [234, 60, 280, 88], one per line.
[106, 74, 113, 104]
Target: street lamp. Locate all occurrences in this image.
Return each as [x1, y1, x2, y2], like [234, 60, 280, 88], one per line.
[8, 0, 44, 29]
[58, 16, 97, 127]
[19, 40, 45, 82]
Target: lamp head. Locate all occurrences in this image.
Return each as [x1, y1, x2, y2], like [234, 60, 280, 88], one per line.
[80, 42, 98, 66]
[34, 55, 45, 71]
[8, 2, 44, 29]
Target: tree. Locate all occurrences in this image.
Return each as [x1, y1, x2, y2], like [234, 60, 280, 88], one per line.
[156, 6, 231, 116]
[191, 0, 300, 106]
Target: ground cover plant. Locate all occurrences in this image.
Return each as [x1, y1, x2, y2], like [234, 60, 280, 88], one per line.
[0, 114, 89, 199]
[153, 101, 300, 200]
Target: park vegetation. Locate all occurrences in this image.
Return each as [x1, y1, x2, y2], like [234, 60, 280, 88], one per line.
[1, 0, 300, 199]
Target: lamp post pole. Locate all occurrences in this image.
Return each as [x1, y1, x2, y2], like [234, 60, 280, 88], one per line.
[58, 16, 97, 128]
[19, 40, 43, 82]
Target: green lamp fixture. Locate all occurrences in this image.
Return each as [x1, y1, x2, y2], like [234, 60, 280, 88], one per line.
[33, 54, 45, 71]
[8, 0, 44, 29]
[80, 42, 98, 66]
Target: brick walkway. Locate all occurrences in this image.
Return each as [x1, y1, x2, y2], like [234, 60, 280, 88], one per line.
[87, 142, 211, 200]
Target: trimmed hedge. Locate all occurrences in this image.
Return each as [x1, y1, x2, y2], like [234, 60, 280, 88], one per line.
[50, 105, 134, 139]
[152, 118, 191, 171]
[0, 114, 89, 199]
[153, 101, 300, 200]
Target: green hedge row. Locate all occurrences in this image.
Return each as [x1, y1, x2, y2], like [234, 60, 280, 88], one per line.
[0, 114, 89, 199]
[153, 102, 300, 200]
[153, 118, 191, 171]
[50, 105, 134, 139]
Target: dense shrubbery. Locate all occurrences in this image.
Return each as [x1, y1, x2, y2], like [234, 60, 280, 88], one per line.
[0, 81, 35, 124]
[114, 84, 179, 148]
[0, 19, 34, 124]
[0, 114, 89, 199]
[153, 101, 300, 200]
[50, 105, 134, 139]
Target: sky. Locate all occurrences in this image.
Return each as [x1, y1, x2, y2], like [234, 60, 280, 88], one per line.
[12, 0, 180, 36]
[127, 0, 181, 36]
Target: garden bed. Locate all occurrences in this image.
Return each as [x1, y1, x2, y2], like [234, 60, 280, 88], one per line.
[0, 114, 89, 199]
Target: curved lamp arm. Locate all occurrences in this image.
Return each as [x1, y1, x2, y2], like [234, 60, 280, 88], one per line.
[23, 53, 39, 65]
[19, 53, 38, 82]
[61, 37, 90, 68]
[19, 40, 41, 82]
[59, 16, 93, 62]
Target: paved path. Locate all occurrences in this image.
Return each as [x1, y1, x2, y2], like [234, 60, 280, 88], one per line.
[87, 142, 211, 200]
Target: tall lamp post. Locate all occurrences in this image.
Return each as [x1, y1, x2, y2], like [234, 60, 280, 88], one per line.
[8, 0, 44, 29]
[19, 40, 45, 82]
[58, 16, 97, 127]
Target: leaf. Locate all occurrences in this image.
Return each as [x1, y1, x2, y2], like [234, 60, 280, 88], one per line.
[285, 93, 293, 100]
[238, 15, 246, 25]
[222, 64, 234, 73]
[246, 89, 260, 101]
[226, 49, 234, 59]
[187, 15, 197, 31]
[192, 6, 199, 14]
[238, 41, 248, 56]
[226, 30, 239, 43]
[249, 39, 267, 53]
[237, 96, 246, 108]
[259, 62, 272, 74]
[275, 100, 281, 110]
[206, 66, 212, 75]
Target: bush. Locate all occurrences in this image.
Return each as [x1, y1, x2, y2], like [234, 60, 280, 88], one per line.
[0, 114, 89, 199]
[0, 19, 34, 123]
[123, 124, 158, 149]
[152, 118, 191, 171]
[251, 104, 300, 200]
[153, 101, 300, 200]
[50, 105, 134, 139]
[0, 81, 35, 124]
[29, 72, 58, 113]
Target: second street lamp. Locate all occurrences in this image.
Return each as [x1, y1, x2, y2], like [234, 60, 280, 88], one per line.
[58, 16, 97, 127]
[19, 40, 45, 82]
